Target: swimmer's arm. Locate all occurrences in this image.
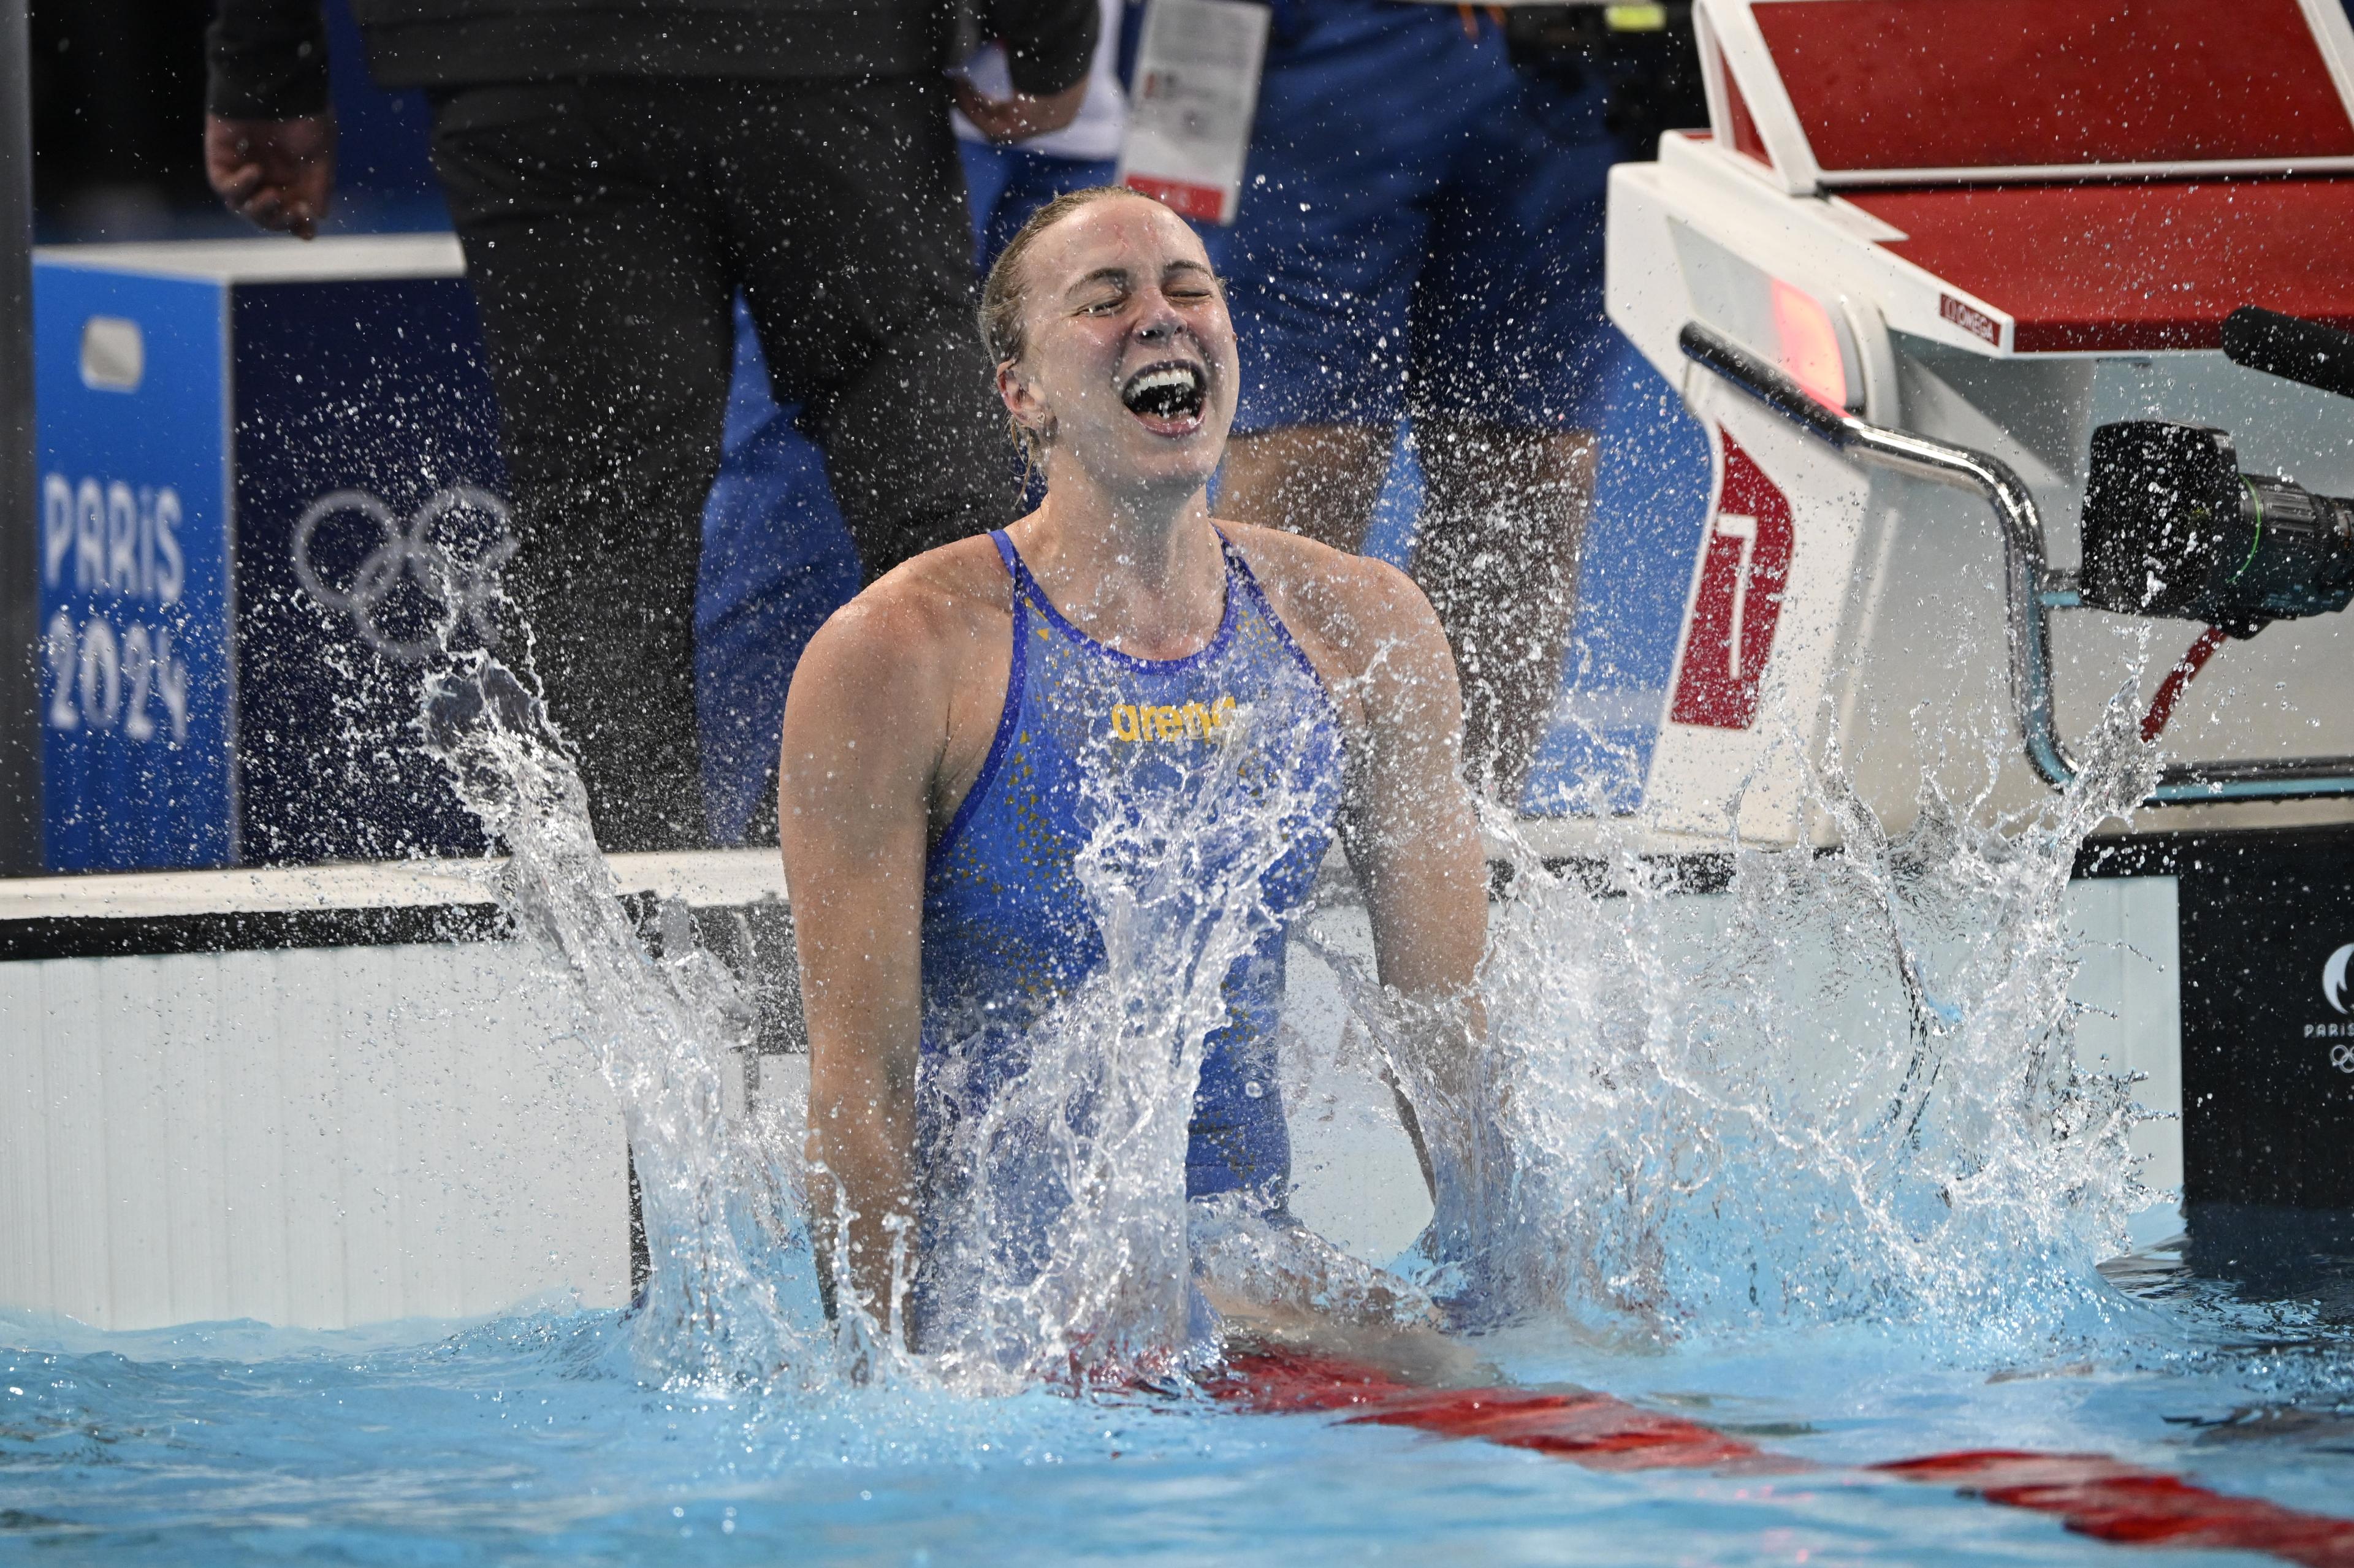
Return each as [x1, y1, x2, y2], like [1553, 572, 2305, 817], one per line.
[777, 599, 945, 1344]
[1332, 564, 1489, 1152]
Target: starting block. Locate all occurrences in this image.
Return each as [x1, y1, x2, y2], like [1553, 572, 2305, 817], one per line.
[1604, 0, 2354, 849]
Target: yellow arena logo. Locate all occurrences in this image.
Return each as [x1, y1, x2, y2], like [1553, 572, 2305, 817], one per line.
[1111, 696, 1239, 742]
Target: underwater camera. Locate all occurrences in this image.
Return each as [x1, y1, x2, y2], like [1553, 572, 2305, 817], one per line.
[2082, 306, 2354, 639]
[2081, 422, 2354, 638]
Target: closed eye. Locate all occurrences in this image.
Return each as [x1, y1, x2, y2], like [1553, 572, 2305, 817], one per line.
[1164, 262, 1220, 301]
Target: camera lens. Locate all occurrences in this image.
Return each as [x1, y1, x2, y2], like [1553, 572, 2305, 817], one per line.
[2081, 419, 2354, 637]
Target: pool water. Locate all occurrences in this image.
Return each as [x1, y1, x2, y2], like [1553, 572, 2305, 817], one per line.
[6, 1223, 2354, 1567]
[9, 662, 2351, 1564]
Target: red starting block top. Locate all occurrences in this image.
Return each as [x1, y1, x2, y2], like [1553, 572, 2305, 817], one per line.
[1700, 0, 2354, 189]
[1685, 0, 2354, 353]
[1848, 177, 2354, 354]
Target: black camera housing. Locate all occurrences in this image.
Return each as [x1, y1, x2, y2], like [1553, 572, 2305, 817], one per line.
[2081, 419, 2354, 637]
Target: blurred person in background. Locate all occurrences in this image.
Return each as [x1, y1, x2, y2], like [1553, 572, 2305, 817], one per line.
[1205, 3, 1685, 807]
[200, 0, 1099, 853]
[953, 0, 1129, 271]
[695, 0, 1130, 847]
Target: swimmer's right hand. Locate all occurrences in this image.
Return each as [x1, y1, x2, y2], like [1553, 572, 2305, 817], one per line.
[206, 113, 337, 241]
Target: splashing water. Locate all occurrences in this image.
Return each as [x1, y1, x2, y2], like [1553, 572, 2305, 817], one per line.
[19, 622, 2349, 1566]
[910, 696, 1317, 1387]
[423, 630, 2182, 1396]
[422, 654, 822, 1394]
[1335, 679, 2168, 1355]
[423, 648, 1371, 1394]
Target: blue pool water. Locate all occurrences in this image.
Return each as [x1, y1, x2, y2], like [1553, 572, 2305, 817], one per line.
[6, 1219, 2354, 1566]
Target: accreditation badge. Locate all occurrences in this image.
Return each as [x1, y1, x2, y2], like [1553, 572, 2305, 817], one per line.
[1117, 0, 1270, 226]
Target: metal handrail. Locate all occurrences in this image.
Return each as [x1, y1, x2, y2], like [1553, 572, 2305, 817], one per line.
[1677, 321, 2354, 805]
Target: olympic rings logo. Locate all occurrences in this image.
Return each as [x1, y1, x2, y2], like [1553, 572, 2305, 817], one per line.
[292, 485, 516, 664]
[2333, 1043, 2354, 1076]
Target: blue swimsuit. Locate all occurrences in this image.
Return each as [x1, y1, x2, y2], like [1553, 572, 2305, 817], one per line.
[913, 528, 1345, 1312]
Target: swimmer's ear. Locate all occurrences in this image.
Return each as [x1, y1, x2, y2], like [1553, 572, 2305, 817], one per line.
[996, 357, 1051, 446]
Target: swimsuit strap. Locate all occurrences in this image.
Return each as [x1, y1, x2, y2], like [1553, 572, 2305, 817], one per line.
[1213, 528, 1266, 602]
[1213, 527, 1332, 698]
[991, 527, 1057, 620]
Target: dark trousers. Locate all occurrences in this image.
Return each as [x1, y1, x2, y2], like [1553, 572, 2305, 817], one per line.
[430, 76, 1016, 851]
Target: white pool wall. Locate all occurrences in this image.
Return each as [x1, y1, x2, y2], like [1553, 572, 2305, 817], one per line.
[0, 864, 2179, 1333]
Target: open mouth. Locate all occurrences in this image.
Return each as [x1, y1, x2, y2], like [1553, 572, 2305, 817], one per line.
[1119, 361, 1208, 436]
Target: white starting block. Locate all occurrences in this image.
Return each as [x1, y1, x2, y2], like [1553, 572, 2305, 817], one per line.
[1605, 0, 2354, 850]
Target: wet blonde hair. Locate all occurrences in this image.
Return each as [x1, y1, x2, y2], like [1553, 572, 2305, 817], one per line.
[977, 185, 1217, 467]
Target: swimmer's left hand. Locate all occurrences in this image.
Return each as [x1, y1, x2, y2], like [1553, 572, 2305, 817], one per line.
[953, 79, 1088, 142]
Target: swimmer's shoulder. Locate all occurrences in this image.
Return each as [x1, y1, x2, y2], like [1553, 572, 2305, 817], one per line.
[1214, 519, 1449, 677]
[787, 534, 1013, 718]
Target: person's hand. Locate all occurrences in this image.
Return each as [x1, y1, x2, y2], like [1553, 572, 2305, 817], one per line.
[952, 78, 1088, 143]
[205, 113, 337, 240]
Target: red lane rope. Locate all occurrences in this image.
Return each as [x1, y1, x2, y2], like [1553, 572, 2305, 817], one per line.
[1216, 1347, 1780, 1472]
[1877, 1452, 2354, 1567]
[2141, 625, 2229, 745]
[1218, 1347, 2354, 1563]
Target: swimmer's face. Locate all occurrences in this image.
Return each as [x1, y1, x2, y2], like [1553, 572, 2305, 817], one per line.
[999, 194, 1238, 496]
